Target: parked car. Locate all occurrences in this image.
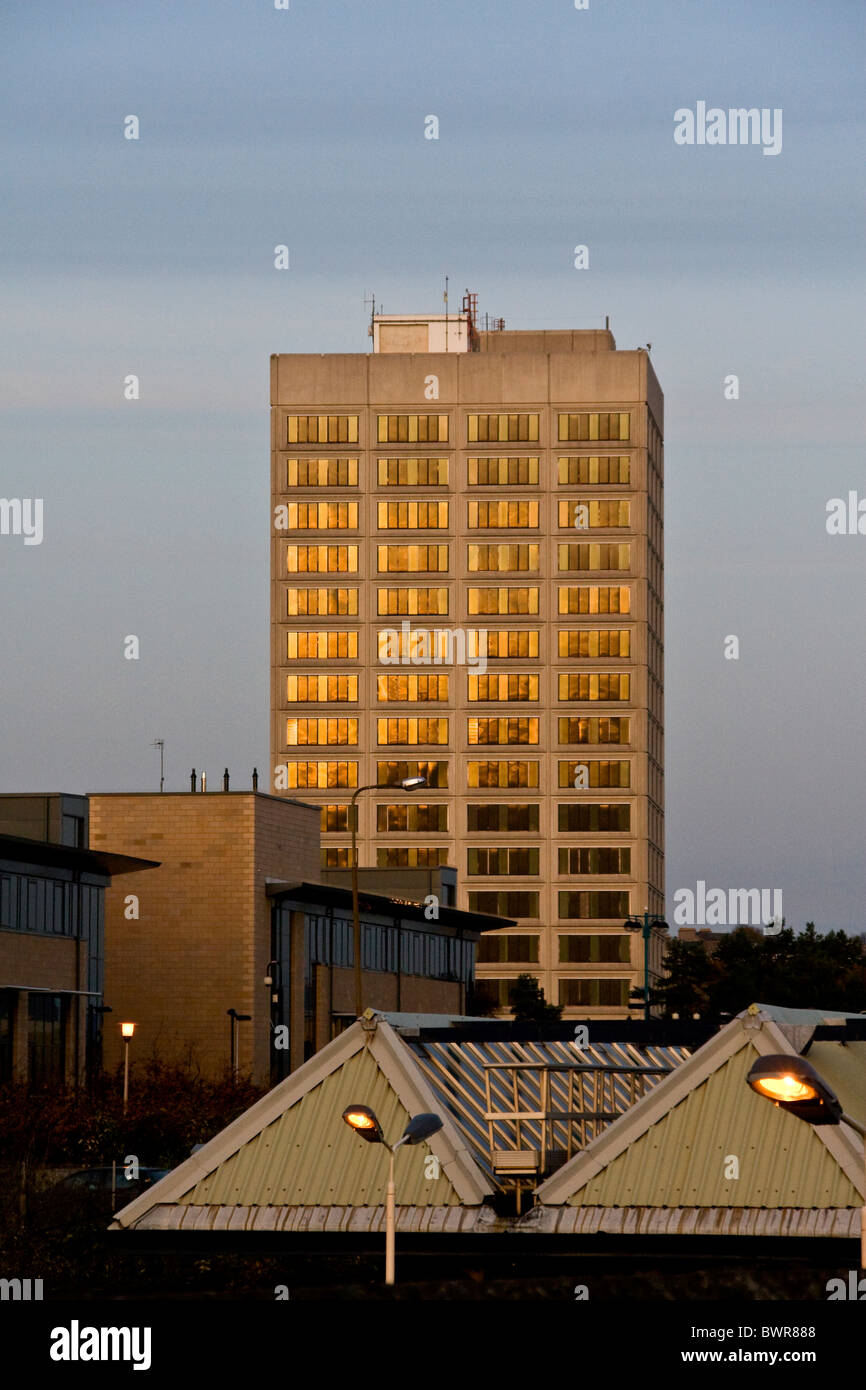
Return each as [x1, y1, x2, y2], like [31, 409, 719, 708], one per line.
[55, 1166, 170, 1207]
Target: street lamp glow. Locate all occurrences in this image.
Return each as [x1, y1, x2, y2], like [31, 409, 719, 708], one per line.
[342, 1105, 384, 1142]
[120, 1022, 136, 1039]
[399, 776, 427, 791]
[752, 1074, 816, 1103]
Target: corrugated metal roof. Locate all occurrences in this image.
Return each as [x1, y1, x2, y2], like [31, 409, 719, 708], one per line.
[524, 1205, 861, 1238]
[126, 1203, 505, 1234]
[565, 1043, 862, 1209]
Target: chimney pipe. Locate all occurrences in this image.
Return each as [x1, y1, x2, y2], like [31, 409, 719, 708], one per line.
[190, 768, 197, 793]
[201, 771, 207, 793]
[252, 767, 259, 791]
[223, 768, 230, 792]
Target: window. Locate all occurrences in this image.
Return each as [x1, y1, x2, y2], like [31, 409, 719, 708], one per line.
[558, 500, 630, 528]
[286, 458, 358, 487]
[467, 761, 539, 788]
[378, 628, 470, 663]
[558, 586, 631, 615]
[286, 675, 358, 702]
[378, 457, 449, 486]
[286, 631, 358, 659]
[559, 934, 631, 963]
[468, 413, 539, 442]
[377, 847, 450, 867]
[468, 457, 539, 485]
[321, 804, 350, 832]
[377, 717, 449, 745]
[557, 456, 631, 485]
[468, 501, 539, 528]
[377, 760, 448, 788]
[557, 544, 630, 572]
[322, 847, 351, 868]
[559, 979, 630, 1007]
[377, 545, 449, 572]
[468, 544, 539, 572]
[468, 847, 539, 876]
[377, 415, 448, 443]
[376, 804, 449, 832]
[377, 674, 449, 701]
[287, 415, 359, 444]
[286, 718, 357, 745]
[27, 993, 65, 1087]
[558, 803, 631, 832]
[287, 545, 359, 573]
[377, 587, 449, 616]
[558, 891, 630, 919]
[467, 588, 539, 615]
[286, 588, 358, 616]
[557, 413, 629, 442]
[468, 717, 538, 745]
[467, 804, 539, 832]
[558, 847, 631, 874]
[469, 894, 539, 919]
[472, 978, 519, 1009]
[477, 934, 539, 962]
[473, 629, 539, 659]
[282, 761, 358, 788]
[558, 630, 630, 658]
[285, 502, 359, 529]
[558, 761, 631, 788]
[558, 674, 631, 702]
[557, 717, 630, 744]
[468, 674, 539, 702]
[378, 501, 449, 529]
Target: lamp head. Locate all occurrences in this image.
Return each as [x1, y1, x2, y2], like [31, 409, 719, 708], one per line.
[342, 1104, 385, 1143]
[120, 1022, 136, 1039]
[400, 776, 427, 792]
[746, 1054, 842, 1125]
[399, 1113, 443, 1145]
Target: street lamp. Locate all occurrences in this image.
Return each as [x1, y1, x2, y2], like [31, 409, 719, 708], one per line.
[746, 1053, 866, 1267]
[350, 776, 427, 1016]
[342, 1105, 443, 1284]
[624, 913, 668, 1023]
[120, 1022, 135, 1112]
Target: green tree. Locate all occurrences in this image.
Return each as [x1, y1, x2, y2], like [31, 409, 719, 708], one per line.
[647, 939, 715, 1018]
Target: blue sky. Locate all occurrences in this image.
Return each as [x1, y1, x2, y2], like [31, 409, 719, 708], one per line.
[2, 1, 864, 931]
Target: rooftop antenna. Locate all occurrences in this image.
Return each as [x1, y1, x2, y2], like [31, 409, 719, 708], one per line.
[444, 274, 448, 351]
[364, 290, 377, 339]
[152, 738, 165, 793]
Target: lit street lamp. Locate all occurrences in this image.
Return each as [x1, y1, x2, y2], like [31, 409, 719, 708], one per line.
[120, 1022, 135, 1112]
[350, 776, 427, 1016]
[343, 1104, 443, 1284]
[746, 1053, 866, 1267]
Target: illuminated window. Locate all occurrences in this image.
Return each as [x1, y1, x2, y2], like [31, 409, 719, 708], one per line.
[468, 847, 539, 876]
[558, 891, 630, 919]
[557, 413, 629, 442]
[558, 847, 631, 874]
[376, 674, 449, 701]
[286, 589, 358, 616]
[558, 586, 631, 615]
[378, 458, 449, 486]
[286, 631, 358, 659]
[559, 934, 631, 963]
[558, 630, 630, 658]
[377, 760, 448, 788]
[286, 674, 358, 702]
[321, 847, 351, 868]
[557, 456, 631, 485]
[558, 761, 631, 788]
[377, 717, 449, 745]
[321, 804, 350, 832]
[468, 674, 539, 702]
[377, 629, 474, 663]
[477, 932, 539, 960]
[558, 674, 631, 702]
[287, 545, 358, 573]
[376, 847, 450, 867]
[468, 717, 538, 745]
[558, 500, 630, 528]
[378, 501, 449, 529]
[287, 458, 359, 487]
[557, 717, 630, 744]
[376, 804, 449, 832]
[468, 501, 539, 528]
[559, 978, 630, 1007]
[467, 588, 539, 615]
[472, 630, 539, 659]
[286, 501, 359, 529]
[285, 718, 358, 746]
[557, 544, 630, 572]
[287, 415, 359, 444]
[468, 457, 539, 486]
[558, 803, 631, 832]
[281, 761, 358, 789]
[467, 761, 539, 788]
[377, 545, 449, 572]
[468, 544, 539, 572]
[467, 804, 539, 832]
[468, 414, 539, 442]
[377, 415, 448, 443]
[377, 588, 449, 616]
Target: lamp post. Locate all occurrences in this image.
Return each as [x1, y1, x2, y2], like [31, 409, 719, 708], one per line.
[350, 776, 427, 1017]
[120, 1022, 135, 1112]
[342, 1105, 443, 1284]
[624, 912, 668, 1023]
[746, 1053, 866, 1268]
